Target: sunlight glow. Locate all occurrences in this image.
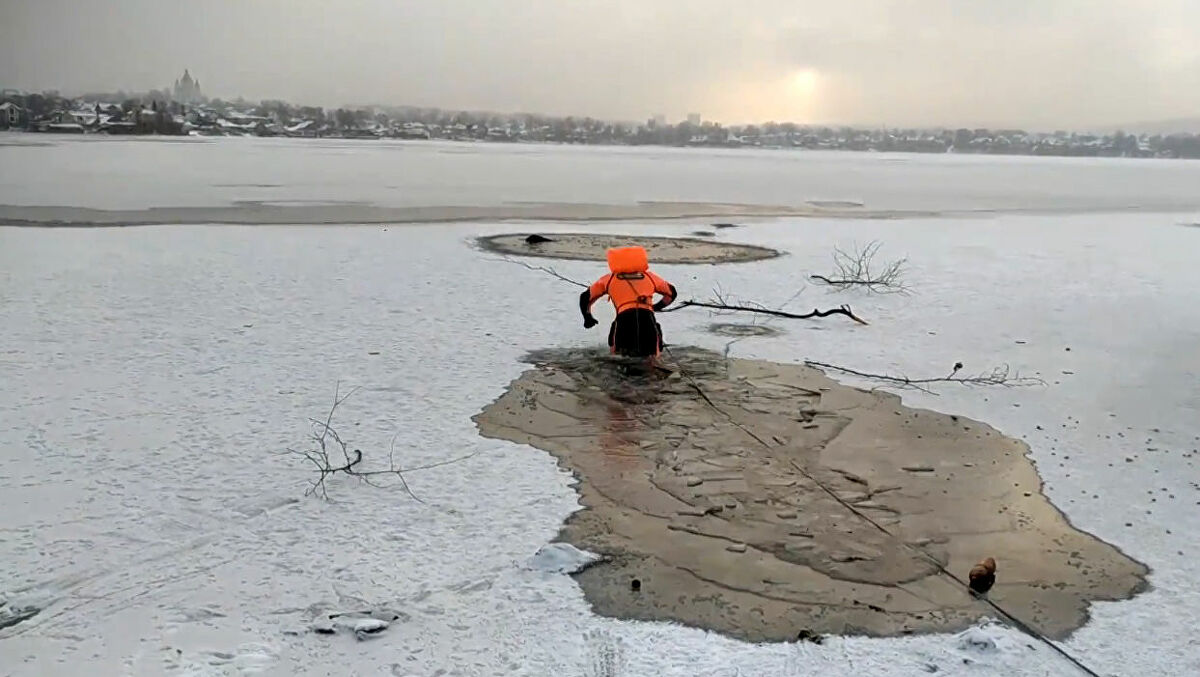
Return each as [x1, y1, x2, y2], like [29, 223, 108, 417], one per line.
[790, 68, 820, 98]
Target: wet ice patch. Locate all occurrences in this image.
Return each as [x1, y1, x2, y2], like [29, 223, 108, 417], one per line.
[478, 346, 1149, 641]
[527, 542, 603, 574]
[706, 322, 783, 338]
[477, 232, 781, 264]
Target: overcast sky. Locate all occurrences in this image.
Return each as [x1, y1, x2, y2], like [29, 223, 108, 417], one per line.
[1, 0, 1197, 128]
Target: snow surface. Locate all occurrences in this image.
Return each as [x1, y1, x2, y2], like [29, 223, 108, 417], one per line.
[526, 543, 603, 576]
[2, 214, 1199, 676]
[3, 134, 1200, 213]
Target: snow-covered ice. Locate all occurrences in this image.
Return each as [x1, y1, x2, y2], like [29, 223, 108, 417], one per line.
[526, 543, 603, 576]
[1, 211, 1199, 676]
[3, 134, 1200, 214]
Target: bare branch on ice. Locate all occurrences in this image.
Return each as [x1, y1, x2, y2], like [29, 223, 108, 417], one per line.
[285, 382, 479, 500]
[662, 289, 869, 325]
[810, 241, 909, 294]
[804, 361, 1045, 395]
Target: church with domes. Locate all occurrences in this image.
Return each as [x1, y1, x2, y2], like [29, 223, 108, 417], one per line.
[173, 70, 203, 104]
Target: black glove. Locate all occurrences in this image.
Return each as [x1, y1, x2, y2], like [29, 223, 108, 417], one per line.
[583, 316, 598, 329]
[653, 299, 670, 312]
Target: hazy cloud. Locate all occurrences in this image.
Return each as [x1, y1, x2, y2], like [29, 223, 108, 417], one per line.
[1, 0, 1197, 128]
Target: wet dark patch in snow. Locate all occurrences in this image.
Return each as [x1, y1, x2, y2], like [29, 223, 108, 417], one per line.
[706, 322, 783, 338]
[475, 346, 1150, 642]
[476, 232, 781, 265]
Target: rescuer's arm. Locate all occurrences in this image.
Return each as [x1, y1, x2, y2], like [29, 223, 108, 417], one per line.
[580, 276, 610, 328]
[649, 273, 677, 311]
[579, 289, 598, 328]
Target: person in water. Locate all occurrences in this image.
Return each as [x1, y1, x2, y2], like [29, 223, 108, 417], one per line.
[580, 246, 678, 358]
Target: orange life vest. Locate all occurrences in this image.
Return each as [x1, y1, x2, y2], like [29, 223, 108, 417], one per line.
[586, 246, 675, 314]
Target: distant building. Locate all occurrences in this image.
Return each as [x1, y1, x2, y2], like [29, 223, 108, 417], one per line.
[0, 102, 25, 129]
[687, 113, 701, 126]
[173, 69, 203, 104]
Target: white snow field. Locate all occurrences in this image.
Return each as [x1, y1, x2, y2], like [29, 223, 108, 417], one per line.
[2, 213, 1199, 676]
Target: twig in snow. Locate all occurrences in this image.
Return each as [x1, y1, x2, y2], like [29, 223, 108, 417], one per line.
[284, 383, 479, 500]
[803, 360, 1045, 395]
[810, 240, 909, 294]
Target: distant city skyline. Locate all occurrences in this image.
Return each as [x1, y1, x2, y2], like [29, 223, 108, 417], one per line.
[7, 83, 1200, 151]
[2, 1, 1199, 130]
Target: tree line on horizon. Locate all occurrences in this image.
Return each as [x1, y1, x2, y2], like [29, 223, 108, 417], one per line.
[4, 87, 1199, 159]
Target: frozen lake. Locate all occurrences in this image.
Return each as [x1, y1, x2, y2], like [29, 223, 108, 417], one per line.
[2, 139, 1200, 676]
[3, 134, 1200, 218]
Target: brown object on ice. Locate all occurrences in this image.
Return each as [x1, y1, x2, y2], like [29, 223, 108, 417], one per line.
[969, 557, 997, 594]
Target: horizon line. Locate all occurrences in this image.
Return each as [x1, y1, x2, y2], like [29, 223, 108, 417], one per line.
[3, 84, 1198, 135]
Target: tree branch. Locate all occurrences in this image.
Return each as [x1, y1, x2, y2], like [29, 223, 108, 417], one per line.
[810, 240, 909, 294]
[663, 300, 869, 325]
[285, 385, 479, 500]
[804, 361, 1044, 395]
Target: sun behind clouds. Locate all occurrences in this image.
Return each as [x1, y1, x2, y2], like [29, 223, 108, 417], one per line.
[704, 67, 825, 125]
[790, 68, 820, 98]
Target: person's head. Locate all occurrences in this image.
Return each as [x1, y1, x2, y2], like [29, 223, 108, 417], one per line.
[606, 246, 649, 274]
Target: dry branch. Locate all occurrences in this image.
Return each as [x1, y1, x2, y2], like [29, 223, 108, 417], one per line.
[804, 361, 1044, 395]
[810, 241, 909, 294]
[664, 300, 869, 325]
[285, 383, 479, 500]
[662, 285, 868, 325]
